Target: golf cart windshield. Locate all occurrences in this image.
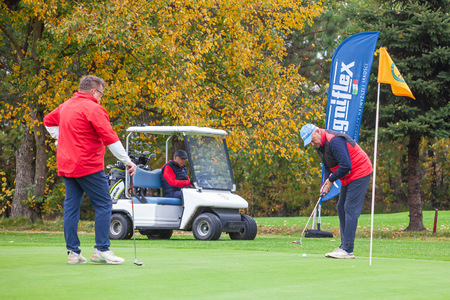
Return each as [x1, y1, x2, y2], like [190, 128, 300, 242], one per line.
[185, 135, 235, 191]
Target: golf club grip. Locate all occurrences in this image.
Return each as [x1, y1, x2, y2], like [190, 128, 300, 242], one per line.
[130, 176, 133, 196]
[130, 175, 135, 219]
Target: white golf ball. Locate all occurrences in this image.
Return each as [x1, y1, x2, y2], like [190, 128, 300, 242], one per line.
[302, 253, 307, 258]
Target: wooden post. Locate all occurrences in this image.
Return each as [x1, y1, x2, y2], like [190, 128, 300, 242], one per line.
[433, 209, 438, 234]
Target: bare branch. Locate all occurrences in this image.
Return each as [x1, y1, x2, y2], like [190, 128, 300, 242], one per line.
[0, 22, 24, 62]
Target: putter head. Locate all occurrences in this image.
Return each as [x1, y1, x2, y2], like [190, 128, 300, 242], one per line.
[134, 260, 144, 266]
[292, 240, 302, 245]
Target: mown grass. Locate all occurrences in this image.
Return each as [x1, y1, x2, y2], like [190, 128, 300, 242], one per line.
[1, 211, 449, 299]
[2, 210, 448, 239]
[1, 210, 448, 260]
[256, 210, 450, 239]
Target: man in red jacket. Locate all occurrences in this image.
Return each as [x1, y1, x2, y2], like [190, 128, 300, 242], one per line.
[161, 150, 192, 199]
[300, 124, 373, 259]
[44, 75, 136, 265]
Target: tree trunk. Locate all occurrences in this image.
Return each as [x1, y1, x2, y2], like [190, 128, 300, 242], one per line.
[10, 16, 48, 220]
[32, 110, 48, 209]
[427, 147, 440, 209]
[11, 128, 40, 221]
[172, 135, 186, 153]
[405, 134, 426, 231]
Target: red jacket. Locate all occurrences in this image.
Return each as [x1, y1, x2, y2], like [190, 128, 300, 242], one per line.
[319, 129, 373, 186]
[44, 92, 119, 177]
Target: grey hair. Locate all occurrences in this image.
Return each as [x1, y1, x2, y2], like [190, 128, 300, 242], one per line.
[78, 75, 106, 92]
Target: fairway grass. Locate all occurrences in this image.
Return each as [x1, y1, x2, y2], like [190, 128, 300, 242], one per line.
[1, 231, 449, 299]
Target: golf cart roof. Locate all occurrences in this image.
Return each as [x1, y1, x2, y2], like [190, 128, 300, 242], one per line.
[126, 126, 228, 137]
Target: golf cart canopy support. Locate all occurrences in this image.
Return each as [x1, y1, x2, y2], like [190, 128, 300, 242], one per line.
[124, 126, 236, 196]
[126, 126, 228, 163]
[126, 126, 227, 136]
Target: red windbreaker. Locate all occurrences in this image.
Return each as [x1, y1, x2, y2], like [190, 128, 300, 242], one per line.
[44, 92, 119, 177]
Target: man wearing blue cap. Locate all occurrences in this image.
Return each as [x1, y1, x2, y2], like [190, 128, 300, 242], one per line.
[300, 124, 373, 259]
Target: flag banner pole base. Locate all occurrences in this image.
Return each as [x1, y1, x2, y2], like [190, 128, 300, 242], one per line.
[304, 229, 333, 238]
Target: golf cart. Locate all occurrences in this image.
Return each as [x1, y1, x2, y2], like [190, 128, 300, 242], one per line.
[108, 126, 257, 241]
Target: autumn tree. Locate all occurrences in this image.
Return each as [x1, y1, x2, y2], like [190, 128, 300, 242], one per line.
[0, 0, 52, 220]
[1, 0, 324, 218]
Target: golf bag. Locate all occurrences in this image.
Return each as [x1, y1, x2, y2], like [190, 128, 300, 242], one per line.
[108, 164, 126, 201]
[107, 151, 154, 202]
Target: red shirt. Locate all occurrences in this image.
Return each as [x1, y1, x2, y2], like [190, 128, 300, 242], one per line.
[44, 92, 119, 177]
[162, 161, 191, 188]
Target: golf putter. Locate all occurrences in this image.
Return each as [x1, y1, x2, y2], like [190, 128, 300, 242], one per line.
[130, 175, 144, 266]
[292, 194, 323, 245]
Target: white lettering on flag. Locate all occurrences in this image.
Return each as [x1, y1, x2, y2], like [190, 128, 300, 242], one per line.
[330, 60, 355, 132]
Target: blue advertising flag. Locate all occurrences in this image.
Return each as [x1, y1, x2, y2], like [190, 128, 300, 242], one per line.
[321, 31, 380, 202]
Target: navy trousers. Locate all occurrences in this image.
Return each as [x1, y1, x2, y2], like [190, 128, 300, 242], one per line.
[337, 174, 372, 253]
[63, 171, 112, 253]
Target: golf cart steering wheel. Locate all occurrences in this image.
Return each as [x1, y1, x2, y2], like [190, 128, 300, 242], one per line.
[195, 171, 213, 188]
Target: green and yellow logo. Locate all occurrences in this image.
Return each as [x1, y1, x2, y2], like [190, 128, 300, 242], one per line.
[391, 63, 405, 83]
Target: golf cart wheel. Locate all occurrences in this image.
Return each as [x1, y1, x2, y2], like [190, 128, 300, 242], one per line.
[192, 213, 222, 241]
[229, 214, 257, 240]
[144, 229, 173, 240]
[109, 213, 133, 240]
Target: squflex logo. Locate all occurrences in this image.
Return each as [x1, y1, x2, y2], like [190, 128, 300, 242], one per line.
[329, 61, 356, 131]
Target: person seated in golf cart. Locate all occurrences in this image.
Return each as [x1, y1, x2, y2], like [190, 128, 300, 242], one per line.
[161, 149, 192, 198]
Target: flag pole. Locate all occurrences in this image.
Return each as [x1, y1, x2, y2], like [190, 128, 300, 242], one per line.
[370, 82, 381, 266]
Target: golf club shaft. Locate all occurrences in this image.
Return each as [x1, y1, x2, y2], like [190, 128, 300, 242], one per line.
[130, 176, 138, 261]
[299, 195, 322, 243]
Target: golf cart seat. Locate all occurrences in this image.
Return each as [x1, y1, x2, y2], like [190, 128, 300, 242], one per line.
[131, 196, 181, 206]
[130, 168, 182, 206]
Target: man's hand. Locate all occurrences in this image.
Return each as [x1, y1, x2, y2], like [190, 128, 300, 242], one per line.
[126, 161, 137, 176]
[320, 178, 333, 196]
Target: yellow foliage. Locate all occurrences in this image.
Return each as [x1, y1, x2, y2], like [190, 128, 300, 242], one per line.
[2, 0, 325, 209]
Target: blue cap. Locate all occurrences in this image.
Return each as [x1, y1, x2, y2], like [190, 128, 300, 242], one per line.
[300, 124, 317, 147]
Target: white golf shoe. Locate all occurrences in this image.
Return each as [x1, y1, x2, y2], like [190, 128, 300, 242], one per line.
[67, 250, 87, 265]
[90, 249, 125, 265]
[325, 247, 342, 257]
[325, 247, 355, 259]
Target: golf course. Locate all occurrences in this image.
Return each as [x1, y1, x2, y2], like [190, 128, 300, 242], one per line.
[1, 211, 448, 299]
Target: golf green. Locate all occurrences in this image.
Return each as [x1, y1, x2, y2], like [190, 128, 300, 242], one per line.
[1, 233, 448, 299]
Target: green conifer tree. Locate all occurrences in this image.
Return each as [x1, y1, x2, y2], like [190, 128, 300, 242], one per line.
[358, 0, 449, 230]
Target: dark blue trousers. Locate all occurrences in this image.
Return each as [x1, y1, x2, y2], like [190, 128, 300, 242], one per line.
[165, 190, 182, 199]
[63, 171, 112, 253]
[337, 174, 372, 253]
